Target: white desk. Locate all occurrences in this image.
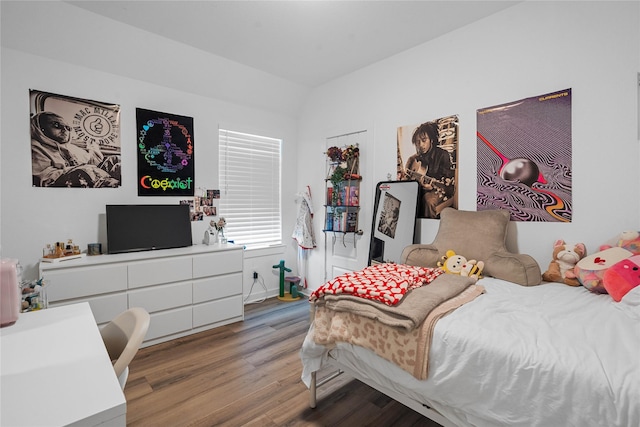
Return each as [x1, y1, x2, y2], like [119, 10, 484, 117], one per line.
[1, 303, 126, 426]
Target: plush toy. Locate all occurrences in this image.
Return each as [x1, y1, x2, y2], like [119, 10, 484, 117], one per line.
[575, 247, 633, 294]
[438, 250, 484, 281]
[600, 231, 640, 255]
[541, 239, 587, 286]
[603, 255, 640, 301]
[437, 250, 466, 275]
[461, 259, 484, 280]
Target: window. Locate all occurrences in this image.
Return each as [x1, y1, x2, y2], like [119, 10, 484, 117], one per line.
[219, 129, 282, 248]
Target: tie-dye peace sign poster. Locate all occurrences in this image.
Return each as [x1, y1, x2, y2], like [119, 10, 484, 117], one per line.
[136, 108, 195, 196]
[477, 88, 572, 222]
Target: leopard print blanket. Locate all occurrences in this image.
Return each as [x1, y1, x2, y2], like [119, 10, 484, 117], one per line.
[313, 284, 485, 380]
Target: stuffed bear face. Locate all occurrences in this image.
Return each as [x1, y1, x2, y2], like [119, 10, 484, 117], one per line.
[552, 240, 586, 266]
[438, 250, 467, 274]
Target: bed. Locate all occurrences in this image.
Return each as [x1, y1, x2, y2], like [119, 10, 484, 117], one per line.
[300, 208, 640, 426]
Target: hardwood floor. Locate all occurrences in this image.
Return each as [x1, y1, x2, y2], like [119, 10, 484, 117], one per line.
[124, 297, 443, 426]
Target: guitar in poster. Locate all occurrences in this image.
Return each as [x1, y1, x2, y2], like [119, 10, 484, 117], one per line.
[136, 108, 194, 196]
[397, 115, 458, 219]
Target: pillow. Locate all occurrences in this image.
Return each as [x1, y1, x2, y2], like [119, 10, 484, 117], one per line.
[603, 255, 640, 302]
[401, 208, 542, 286]
[575, 247, 633, 293]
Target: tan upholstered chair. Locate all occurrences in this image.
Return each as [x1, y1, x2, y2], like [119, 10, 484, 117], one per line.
[100, 307, 150, 389]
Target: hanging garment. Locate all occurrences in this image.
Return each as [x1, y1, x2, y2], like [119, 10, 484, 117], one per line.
[292, 186, 316, 288]
[292, 186, 316, 249]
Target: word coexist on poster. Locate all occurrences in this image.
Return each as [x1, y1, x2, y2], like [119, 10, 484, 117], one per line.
[136, 108, 194, 196]
[30, 89, 121, 188]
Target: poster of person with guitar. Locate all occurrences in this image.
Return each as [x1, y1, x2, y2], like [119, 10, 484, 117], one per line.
[397, 115, 458, 218]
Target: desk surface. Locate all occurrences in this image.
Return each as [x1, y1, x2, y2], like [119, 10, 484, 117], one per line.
[1, 303, 126, 426]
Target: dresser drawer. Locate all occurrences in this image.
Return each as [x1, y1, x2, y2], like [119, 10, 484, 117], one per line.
[193, 273, 242, 303]
[193, 295, 243, 328]
[49, 293, 128, 325]
[128, 257, 192, 289]
[192, 250, 242, 278]
[128, 282, 192, 313]
[146, 306, 192, 341]
[44, 264, 127, 302]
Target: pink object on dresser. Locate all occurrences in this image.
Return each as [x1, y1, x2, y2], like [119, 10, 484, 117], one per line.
[0, 258, 21, 327]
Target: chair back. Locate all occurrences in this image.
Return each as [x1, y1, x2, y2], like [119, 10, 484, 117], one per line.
[100, 307, 150, 380]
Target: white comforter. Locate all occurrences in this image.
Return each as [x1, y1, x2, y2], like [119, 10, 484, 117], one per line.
[301, 277, 640, 427]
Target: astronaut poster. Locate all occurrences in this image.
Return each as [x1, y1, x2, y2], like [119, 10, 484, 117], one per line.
[30, 89, 121, 188]
[476, 88, 572, 222]
[136, 108, 195, 196]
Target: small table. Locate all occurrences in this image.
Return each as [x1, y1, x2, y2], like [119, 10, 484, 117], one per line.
[1, 302, 126, 426]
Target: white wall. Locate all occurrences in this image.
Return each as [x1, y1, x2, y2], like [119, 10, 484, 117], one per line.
[298, 1, 640, 290]
[3, 1, 639, 296]
[0, 2, 302, 299]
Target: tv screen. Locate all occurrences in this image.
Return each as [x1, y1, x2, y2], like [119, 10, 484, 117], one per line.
[106, 204, 193, 254]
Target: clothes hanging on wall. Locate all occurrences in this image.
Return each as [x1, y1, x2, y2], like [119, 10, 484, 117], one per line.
[292, 186, 315, 288]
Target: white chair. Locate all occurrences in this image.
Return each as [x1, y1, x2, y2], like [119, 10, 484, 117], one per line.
[100, 307, 150, 389]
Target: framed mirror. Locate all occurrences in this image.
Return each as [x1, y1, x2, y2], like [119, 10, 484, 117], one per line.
[368, 180, 419, 265]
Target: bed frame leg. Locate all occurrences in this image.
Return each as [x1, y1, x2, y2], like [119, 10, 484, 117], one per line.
[310, 371, 317, 408]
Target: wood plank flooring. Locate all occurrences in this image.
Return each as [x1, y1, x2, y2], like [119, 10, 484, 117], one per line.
[124, 297, 443, 426]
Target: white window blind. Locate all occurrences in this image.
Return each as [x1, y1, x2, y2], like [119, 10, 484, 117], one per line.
[219, 129, 282, 248]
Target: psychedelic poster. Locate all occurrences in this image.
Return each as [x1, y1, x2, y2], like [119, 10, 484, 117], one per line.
[30, 89, 121, 188]
[476, 88, 572, 222]
[136, 108, 194, 196]
[397, 115, 458, 218]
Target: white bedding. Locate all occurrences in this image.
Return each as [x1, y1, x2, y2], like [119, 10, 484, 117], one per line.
[301, 277, 640, 427]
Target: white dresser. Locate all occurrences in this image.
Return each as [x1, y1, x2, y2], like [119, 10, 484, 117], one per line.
[40, 244, 244, 347]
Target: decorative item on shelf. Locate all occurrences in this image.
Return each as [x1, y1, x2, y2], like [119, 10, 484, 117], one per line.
[329, 166, 346, 206]
[325, 146, 343, 179]
[21, 278, 48, 312]
[203, 226, 217, 245]
[41, 239, 86, 263]
[87, 243, 102, 256]
[213, 217, 227, 244]
[326, 146, 343, 163]
[341, 144, 360, 178]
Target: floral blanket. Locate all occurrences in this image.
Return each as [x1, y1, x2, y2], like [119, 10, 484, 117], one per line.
[309, 263, 444, 306]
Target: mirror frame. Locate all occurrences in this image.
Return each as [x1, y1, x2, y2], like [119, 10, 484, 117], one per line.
[368, 180, 419, 265]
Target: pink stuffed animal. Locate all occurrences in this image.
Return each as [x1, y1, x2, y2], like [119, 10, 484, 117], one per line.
[603, 255, 640, 301]
[600, 231, 640, 255]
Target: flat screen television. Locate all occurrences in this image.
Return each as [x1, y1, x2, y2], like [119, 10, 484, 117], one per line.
[106, 204, 193, 254]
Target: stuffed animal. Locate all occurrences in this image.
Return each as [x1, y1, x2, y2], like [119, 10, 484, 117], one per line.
[603, 255, 640, 301]
[438, 250, 484, 281]
[437, 250, 466, 275]
[600, 231, 640, 255]
[461, 260, 484, 280]
[541, 239, 587, 286]
[575, 247, 633, 294]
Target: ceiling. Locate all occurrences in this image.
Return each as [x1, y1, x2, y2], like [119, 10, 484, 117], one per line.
[67, 1, 520, 88]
